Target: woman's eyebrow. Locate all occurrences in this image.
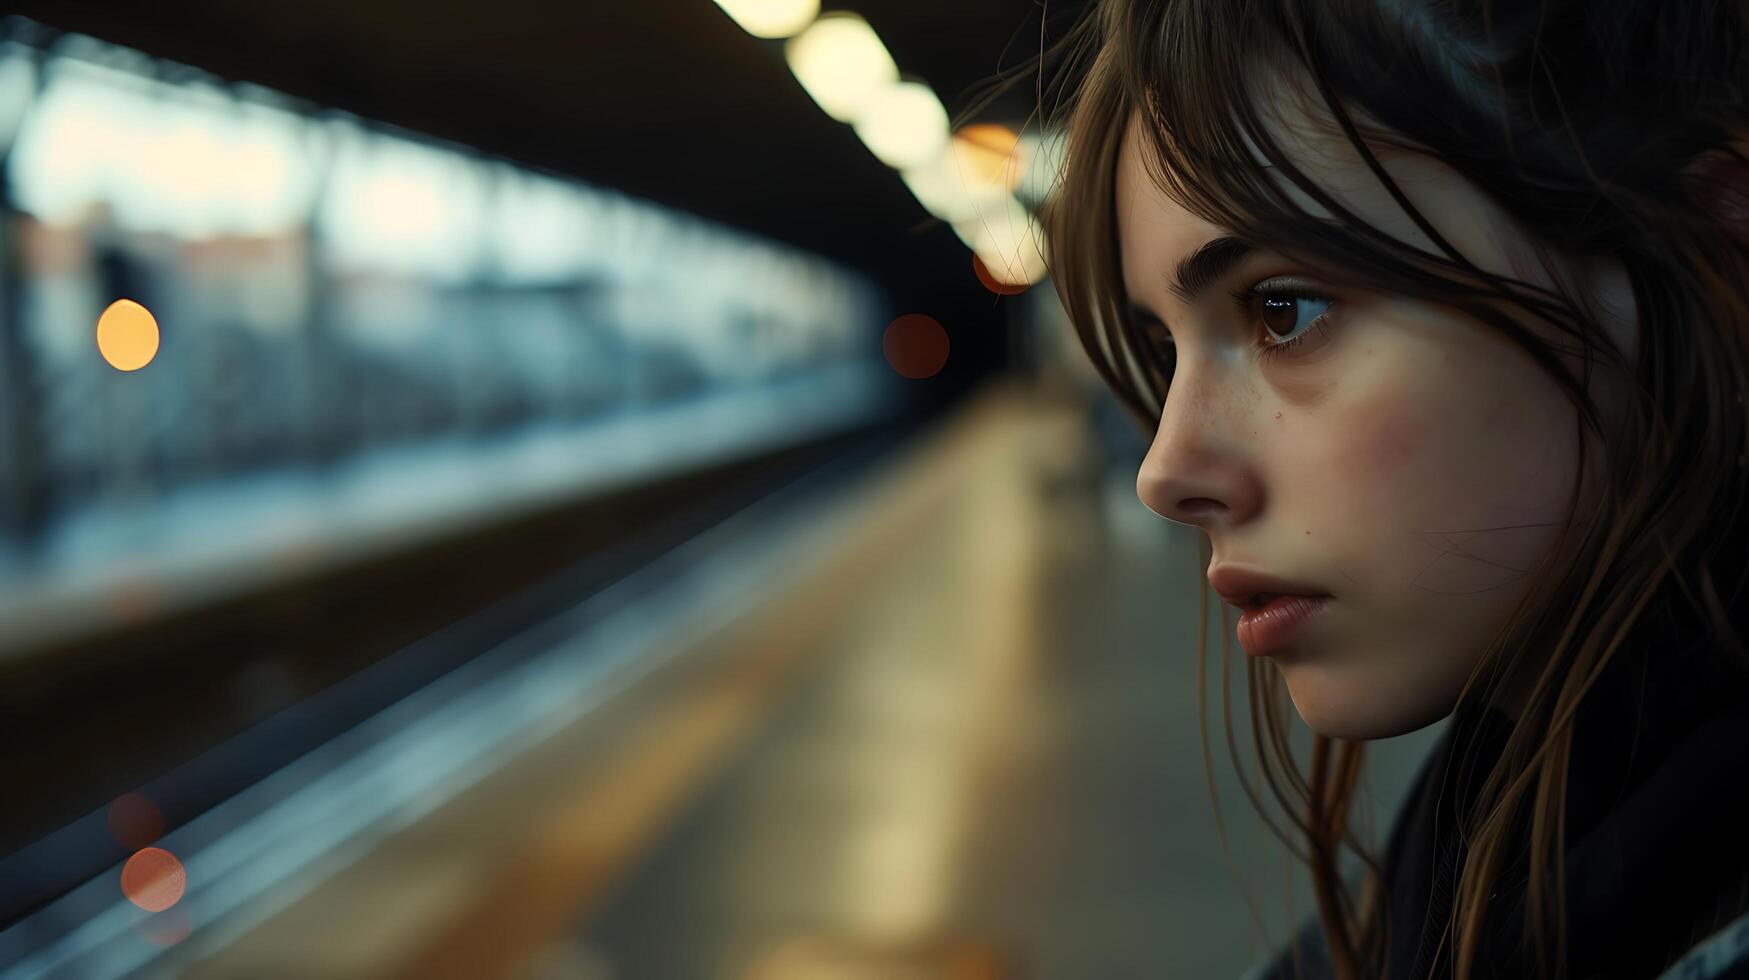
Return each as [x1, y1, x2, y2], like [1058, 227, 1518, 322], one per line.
[1123, 234, 1260, 322]
[1168, 235, 1257, 302]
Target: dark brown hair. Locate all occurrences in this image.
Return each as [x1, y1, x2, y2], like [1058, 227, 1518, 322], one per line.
[1030, 1, 1749, 977]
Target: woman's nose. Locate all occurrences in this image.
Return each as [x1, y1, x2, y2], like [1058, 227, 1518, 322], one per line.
[1134, 377, 1260, 529]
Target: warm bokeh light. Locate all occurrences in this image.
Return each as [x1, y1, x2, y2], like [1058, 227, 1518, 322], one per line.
[900, 159, 984, 224]
[882, 314, 949, 380]
[973, 254, 1029, 296]
[95, 298, 161, 371]
[853, 81, 950, 171]
[951, 124, 1025, 193]
[784, 13, 899, 122]
[900, 126, 1028, 225]
[956, 199, 1049, 288]
[120, 847, 187, 913]
[712, 0, 819, 38]
[107, 793, 165, 851]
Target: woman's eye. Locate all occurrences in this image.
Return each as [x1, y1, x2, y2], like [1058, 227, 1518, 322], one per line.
[1239, 280, 1340, 360]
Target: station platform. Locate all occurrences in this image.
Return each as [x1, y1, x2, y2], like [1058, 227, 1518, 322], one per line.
[29, 379, 1440, 980]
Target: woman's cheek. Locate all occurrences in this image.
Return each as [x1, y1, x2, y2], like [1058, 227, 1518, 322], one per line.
[1322, 373, 1431, 496]
[1302, 373, 1452, 588]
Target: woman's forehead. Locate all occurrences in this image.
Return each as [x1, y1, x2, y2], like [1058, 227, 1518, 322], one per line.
[1115, 123, 1227, 297]
[1116, 101, 1532, 303]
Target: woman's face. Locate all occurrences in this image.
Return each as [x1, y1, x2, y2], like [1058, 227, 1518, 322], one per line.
[1116, 98, 1636, 740]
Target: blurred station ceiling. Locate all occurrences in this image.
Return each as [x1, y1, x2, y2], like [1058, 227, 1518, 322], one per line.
[15, 0, 1081, 313]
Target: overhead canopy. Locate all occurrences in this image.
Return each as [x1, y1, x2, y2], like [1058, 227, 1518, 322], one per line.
[14, 0, 1068, 313]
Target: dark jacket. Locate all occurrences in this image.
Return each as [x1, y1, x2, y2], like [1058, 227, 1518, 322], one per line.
[1245, 612, 1749, 980]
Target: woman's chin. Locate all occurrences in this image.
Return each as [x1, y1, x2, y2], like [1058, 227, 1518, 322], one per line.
[1284, 673, 1450, 741]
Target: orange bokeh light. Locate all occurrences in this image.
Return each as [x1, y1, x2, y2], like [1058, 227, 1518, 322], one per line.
[972, 254, 1029, 296]
[107, 793, 165, 851]
[882, 314, 949, 380]
[951, 124, 1024, 192]
[96, 298, 161, 371]
[121, 847, 187, 912]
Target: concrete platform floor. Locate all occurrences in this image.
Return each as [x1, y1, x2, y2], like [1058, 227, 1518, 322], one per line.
[161, 379, 1442, 980]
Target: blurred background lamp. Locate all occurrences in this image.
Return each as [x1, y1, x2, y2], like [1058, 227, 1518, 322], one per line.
[899, 124, 1027, 224]
[784, 13, 898, 123]
[96, 298, 162, 371]
[956, 197, 1048, 287]
[899, 147, 1008, 224]
[712, 0, 819, 39]
[951, 123, 1024, 192]
[852, 81, 949, 171]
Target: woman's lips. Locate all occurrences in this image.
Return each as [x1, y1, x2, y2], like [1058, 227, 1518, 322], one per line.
[1207, 564, 1330, 610]
[1236, 594, 1332, 657]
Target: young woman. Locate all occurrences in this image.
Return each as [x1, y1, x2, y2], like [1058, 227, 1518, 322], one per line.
[1037, 0, 1749, 977]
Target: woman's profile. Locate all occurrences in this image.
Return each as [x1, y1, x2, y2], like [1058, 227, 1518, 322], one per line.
[1032, 0, 1749, 977]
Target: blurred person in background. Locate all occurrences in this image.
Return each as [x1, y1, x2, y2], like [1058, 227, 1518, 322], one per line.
[1039, 0, 1749, 978]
